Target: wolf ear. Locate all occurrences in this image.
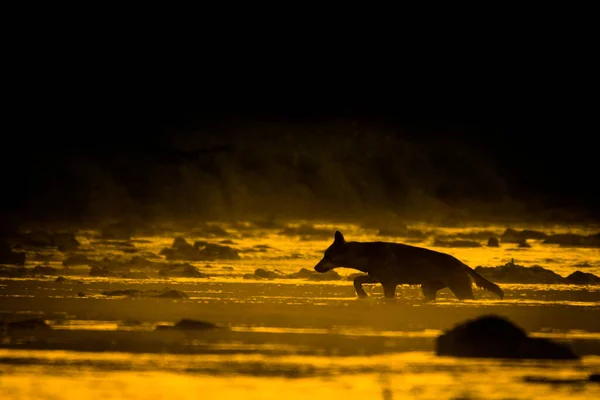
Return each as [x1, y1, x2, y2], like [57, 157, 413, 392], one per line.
[334, 231, 345, 243]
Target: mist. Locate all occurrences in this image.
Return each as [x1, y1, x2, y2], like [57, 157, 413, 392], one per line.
[2, 117, 598, 230]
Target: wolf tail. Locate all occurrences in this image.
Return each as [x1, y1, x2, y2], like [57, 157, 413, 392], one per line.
[464, 265, 504, 299]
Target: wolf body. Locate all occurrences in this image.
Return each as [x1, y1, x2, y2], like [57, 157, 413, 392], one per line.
[314, 231, 504, 300]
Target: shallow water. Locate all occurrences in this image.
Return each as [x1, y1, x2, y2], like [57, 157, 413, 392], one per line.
[1, 222, 600, 399]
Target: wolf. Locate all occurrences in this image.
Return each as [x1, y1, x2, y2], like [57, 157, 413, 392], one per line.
[314, 231, 504, 301]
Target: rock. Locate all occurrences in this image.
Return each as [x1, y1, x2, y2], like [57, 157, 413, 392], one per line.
[193, 241, 241, 260]
[158, 263, 209, 278]
[436, 315, 579, 359]
[307, 269, 342, 281]
[101, 288, 188, 298]
[565, 271, 600, 285]
[287, 268, 317, 279]
[433, 239, 482, 248]
[474, 261, 565, 284]
[590, 373, 600, 382]
[154, 289, 188, 299]
[89, 265, 121, 277]
[523, 376, 589, 384]
[501, 228, 548, 244]
[159, 238, 241, 261]
[121, 271, 150, 279]
[102, 289, 141, 297]
[543, 233, 600, 248]
[77, 291, 86, 297]
[487, 237, 500, 247]
[55, 276, 83, 283]
[254, 268, 284, 279]
[3, 318, 51, 331]
[155, 318, 219, 331]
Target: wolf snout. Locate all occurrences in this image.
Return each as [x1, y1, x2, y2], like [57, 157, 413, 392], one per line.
[314, 261, 328, 273]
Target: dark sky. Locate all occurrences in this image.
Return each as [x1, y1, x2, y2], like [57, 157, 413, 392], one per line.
[3, 61, 598, 228]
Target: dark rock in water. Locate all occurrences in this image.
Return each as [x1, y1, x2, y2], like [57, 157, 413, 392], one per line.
[101, 289, 135, 296]
[433, 239, 482, 248]
[0, 242, 26, 266]
[156, 319, 220, 331]
[524, 373, 600, 384]
[89, 265, 121, 277]
[159, 237, 241, 261]
[91, 240, 136, 248]
[436, 315, 579, 359]
[101, 288, 188, 298]
[307, 269, 342, 281]
[154, 289, 188, 299]
[121, 271, 150, 279]
[284, 267, 341, 281]
[158, 263, 209, 278]
[32, 265, 58, 275]
[285, 268, 315, 279]
[101, 289, 141, 297]
[523, 376, 589, 384]
[565, 271, 600, 285]
[517, 238, 531, 248]
[3, 318, 51, 331]
[55, 276, 83, 283]
[474, 261, 565, 284]
[543, 233, 600, 248]
[77, 291, 86, 297]
[487, 237, 500, 247]
[254, 268, 284, 279]
[222, 266, 234, 271]
[501, 228, 548, 244]
[193, 241, 241, 260]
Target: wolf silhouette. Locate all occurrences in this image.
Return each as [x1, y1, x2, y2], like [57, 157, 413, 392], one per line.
[314, 231, 504, 300]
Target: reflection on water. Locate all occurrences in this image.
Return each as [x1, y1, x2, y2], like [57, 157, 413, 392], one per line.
[1, 222, 600, 398]
[1, 351, 599, 399]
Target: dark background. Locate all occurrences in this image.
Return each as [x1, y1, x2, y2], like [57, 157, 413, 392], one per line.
[2, 53, 598, 229]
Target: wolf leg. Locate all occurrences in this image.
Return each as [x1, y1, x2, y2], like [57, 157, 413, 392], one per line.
[421, 281, 446, 301]
[353, 275, 378, 298]
[446, 271, 475, 300]
[382, 283, 398, 298]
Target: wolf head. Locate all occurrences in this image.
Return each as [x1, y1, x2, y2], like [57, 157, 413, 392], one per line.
[314, 231, 349, 272]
